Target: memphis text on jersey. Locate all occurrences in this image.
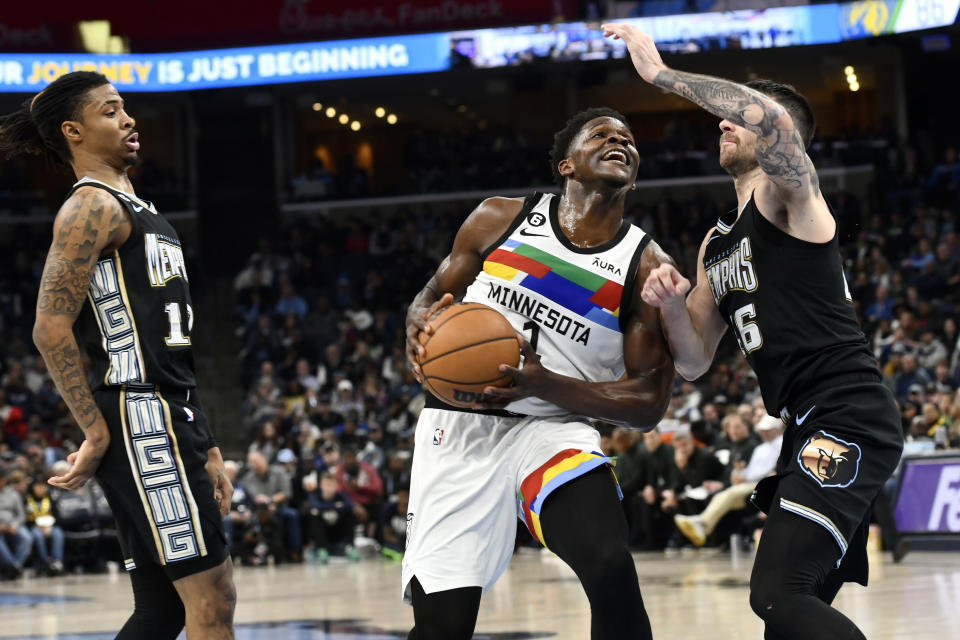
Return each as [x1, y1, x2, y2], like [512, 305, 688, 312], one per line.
[146, 233, 188, 287]
[705, 237, 757, 303]
[485, 281, 591, 345]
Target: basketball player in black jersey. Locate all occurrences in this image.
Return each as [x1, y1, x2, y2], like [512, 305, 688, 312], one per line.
[0, 72, 236, 639]
[604, 24, 904, 640]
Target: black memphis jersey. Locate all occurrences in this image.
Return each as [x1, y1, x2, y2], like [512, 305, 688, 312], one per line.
[70, 178, 196, 391]
[702, 194, 877, 415]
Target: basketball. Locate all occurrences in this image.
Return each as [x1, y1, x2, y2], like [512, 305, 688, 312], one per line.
[417, 302, 521, 407]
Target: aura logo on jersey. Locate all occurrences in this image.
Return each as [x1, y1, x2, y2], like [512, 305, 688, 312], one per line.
[704, 236, 758, 304]
[798, 430, 861, 488]
[145, 233, 188, 287]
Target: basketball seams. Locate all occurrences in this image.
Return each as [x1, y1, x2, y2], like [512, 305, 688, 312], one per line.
[420, 335, 519, 367]
[420, 303, 506, 350]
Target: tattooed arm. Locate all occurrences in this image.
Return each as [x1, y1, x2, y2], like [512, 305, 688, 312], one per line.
[602, 23, 818, 200]
[32, 187, 130, 490]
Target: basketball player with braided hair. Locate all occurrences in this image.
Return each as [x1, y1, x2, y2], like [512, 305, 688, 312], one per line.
[403, 107, 676, 639]
[0, 72, 236, 639]
[604, 22, 903, 640]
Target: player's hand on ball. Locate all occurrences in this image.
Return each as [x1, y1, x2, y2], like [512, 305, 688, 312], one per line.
[405, 292, 454, 382]
[474, 337, 547, 409]
[601, 23, 667, 84]
[641, 263, 691, 309]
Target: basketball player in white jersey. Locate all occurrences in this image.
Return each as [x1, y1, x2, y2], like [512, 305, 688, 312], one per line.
[403, 108, 675, 639]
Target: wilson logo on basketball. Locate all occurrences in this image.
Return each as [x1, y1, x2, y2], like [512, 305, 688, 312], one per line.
[452, 389, 478, 403]
[798, 431, 861, 488]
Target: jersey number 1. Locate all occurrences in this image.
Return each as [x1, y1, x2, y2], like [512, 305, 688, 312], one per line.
[164, 302, 193, 346]
[732, 303, 762, 356]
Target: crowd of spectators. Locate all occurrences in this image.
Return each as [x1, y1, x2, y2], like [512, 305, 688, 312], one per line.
[2, 124, 959, 576]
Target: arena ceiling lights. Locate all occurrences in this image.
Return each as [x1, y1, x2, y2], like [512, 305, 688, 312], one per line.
[0, 0, 956, 93]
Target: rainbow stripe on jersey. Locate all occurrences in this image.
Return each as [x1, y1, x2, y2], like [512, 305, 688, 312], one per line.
[518, 449, 620, 546]
[483, 238, 623, 332]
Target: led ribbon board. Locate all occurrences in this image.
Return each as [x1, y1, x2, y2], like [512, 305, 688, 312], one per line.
[0, 0, 956, 92]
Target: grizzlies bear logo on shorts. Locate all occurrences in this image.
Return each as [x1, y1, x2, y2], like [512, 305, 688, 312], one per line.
[798, 431, 862, 488]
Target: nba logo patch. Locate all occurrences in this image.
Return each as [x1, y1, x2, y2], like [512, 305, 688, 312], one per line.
[797, 430, 861, 488]
[433, 428, 444, 446]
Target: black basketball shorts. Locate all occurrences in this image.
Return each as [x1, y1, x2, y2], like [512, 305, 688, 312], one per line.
[752, 378, 904, 584]
[94, 385, 227, 581]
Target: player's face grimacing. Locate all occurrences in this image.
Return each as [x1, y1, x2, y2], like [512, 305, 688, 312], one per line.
[717, 118, 758, 178]
[76, 84, 139, 167]
[569, 117, 639, 188]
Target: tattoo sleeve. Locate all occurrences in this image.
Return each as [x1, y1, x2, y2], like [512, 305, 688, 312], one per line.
[34, 189, 128, 436]
[652, 68, 818, 194]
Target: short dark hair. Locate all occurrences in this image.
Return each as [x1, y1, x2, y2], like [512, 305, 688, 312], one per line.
[745, 79, 816, 149]
[0, 71, 110, 166]
[549, 107, 631, 187]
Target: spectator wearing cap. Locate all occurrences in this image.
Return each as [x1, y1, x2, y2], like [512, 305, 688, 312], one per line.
[331, 379, 363, 418]
[0, 469, 32, 579]
[674, 416, 785, 547]
[243, 451, 303, 562]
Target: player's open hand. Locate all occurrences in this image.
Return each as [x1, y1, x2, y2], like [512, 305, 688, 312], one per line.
[405, 292, 454, 382]
[601, 23, 667, 84]
[474, 337, 548, 410]
[641, 263, 691, 309]
[48, 427, 109, 491]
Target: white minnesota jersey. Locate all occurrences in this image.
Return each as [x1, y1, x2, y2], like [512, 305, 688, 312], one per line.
[461, 192, 651, 416]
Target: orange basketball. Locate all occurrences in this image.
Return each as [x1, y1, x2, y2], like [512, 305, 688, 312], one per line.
[417, 302, 520, 408]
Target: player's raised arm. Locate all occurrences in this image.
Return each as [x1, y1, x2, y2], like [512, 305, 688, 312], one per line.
[642, 235, 727, 381]
[603, 23, 818, 202]
[32, 187, 130, 489]
[405, 196, 524, 380]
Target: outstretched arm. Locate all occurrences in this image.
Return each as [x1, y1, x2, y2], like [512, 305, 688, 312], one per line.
[603, 23, 818, 200]
[33, 187, 130, 490]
